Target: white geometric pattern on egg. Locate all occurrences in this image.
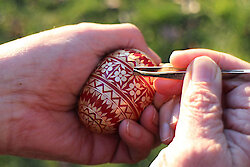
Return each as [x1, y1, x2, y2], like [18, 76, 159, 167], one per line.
[78, 49, 156, 134]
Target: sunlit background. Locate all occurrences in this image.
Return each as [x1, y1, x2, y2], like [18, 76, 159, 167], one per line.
[0, 0, 249, 166]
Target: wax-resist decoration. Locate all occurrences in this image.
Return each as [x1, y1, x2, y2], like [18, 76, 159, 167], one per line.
[78, 49, 156, 134]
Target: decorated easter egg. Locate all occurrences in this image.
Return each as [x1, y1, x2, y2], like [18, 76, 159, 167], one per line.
[78, 49, 156, 134]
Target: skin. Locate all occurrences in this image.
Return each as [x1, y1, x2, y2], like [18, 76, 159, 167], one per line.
[1, 22, 249, 166]
[0, 23, 162, 165]
[152, 49, 250, 167]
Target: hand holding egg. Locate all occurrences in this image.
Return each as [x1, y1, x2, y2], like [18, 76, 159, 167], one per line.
[78, 49, 156, 134]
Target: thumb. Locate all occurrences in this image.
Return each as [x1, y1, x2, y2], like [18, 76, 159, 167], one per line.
[176, 56, 223, 141]
[151, 56, 227, 167]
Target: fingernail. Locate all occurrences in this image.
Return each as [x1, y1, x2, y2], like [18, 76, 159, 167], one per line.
[170, 50, 182, 57]
[126, 120, 141, 139]
[169, 103, 180, 125]
[151, 106, 159, 127]
[191, 57, 218, 82]
[160, 123, 171, 142]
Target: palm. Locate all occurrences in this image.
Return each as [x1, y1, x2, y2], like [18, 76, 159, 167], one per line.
[222, 75, 250, 166]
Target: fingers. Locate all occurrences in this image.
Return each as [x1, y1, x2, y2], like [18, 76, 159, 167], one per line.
[154, 48, 249, 130]
[154, 78, 183, 95]
[153, 78, 182, 109]
[226, 82, 250, 109]
[118, 120, 154, 162]
[159, 97, 180, 145]
[76, 23, 161, 65]
[159, 100, 174, 144]
[140, 105, 159, 136]
[223, 76, 250, 93]
[176, 56, 224, 140]
[140, 105, 161, 148]
[118, 111, 159, 162]
[224, 130, 250, 166]
[223, 81, 250, 135]
[170, 48, 250, 69]
[154, 93, 171, 110]
[224, 109, 250, 135]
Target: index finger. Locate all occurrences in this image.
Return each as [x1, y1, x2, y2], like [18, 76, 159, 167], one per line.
[76, 23, 162, 65]
[170, 48, 250, 69]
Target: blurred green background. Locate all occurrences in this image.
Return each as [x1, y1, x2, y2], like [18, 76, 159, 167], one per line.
[0, 0, 249, 167]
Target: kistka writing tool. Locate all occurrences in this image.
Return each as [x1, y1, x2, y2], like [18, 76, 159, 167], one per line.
[133, 63, 250, 80]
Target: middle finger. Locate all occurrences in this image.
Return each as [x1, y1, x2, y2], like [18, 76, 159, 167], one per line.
[159, 96, 180, 145]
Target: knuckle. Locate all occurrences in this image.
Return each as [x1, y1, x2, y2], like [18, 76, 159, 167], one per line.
[123, 23, 138, 29]
[122, 23, 141, 34]
[75, 22, 97, 29]
[183, 85, 220, 114]
[242, 83, 250, 97]
[228, 83, 250, 109]
[235, 83, 250, 97]
[241, 84, 250, 108]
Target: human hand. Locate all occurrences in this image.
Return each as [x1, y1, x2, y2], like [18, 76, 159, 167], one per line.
[151, 49, 250, 167]
[0, 23, 162, 164]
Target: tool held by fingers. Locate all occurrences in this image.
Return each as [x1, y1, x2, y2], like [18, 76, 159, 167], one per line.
[133, 63, 250, 80]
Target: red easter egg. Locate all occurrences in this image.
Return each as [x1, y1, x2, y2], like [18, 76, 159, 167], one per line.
[78, 49, 156, 134]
